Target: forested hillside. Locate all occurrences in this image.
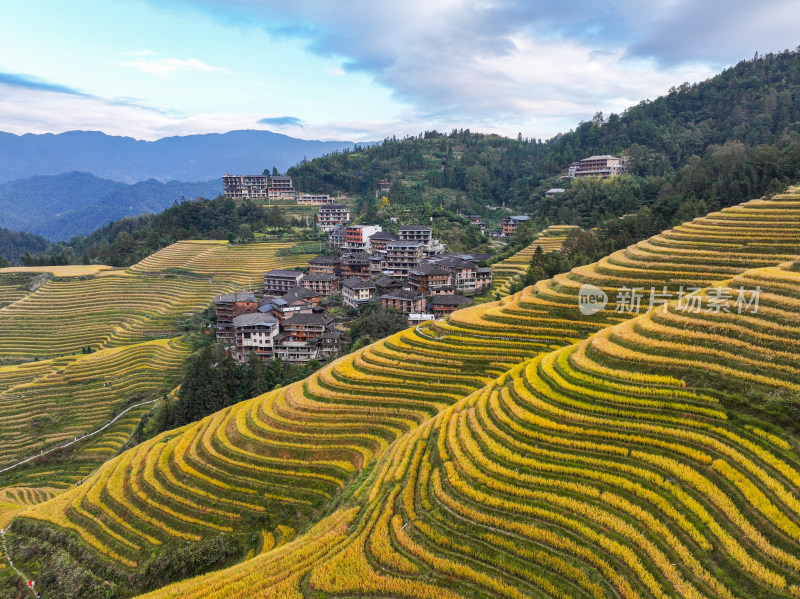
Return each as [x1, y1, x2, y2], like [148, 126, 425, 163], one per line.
[0, 228, 51, 266]
[289, 49, 800, 226]
[0, 172, 221, 241]
[10, 51, 800, 269]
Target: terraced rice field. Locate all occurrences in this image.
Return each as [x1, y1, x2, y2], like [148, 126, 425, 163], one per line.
[138, 225, 800, 598]
[129, 240, 314, 287]
[0, 273, 40, 308]
[16, 188, 800, 596]
[0, 273, 218, 358]
[0, 241, 312, 359]
[0, 337, 190, 469]
[485, 224, 578, 300]
[0, 265, 114, 277]
[0, 241, 312, 548]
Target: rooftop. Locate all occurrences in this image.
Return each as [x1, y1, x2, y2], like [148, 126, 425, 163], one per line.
[309, 255, 340, 264]
[398, 225, 432, 231]
[341, 254, 370, 264]
[456, 252, 491, 262]
[302, 272, 338, 282]
[341, 277, 376, 290]
[369, 232, 399, 240]
[283, 313, 332, 327]
[409, 263, 450, 276]
[233, 312, 278, 327]
[429, 256, 476, 270]
[280, 286, 319, 303]
[382, 289, 424, 301]
[375, 276, 403, 287]
[320, 204, 348, 210]
[433, 294, 473, 306]
[264, 269, 304, 278]
[215, 291, 257, 304]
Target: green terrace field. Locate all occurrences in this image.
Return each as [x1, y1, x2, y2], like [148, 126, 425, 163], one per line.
[9, 187, 800, 597]
[0, 337, 189, 470]
[142, 259, 800, 599]
[0, 240, 313, 544]
[128, 239, 314, 287]
[481, 224, 578, 302]
[0, 241, 313, 359]
[0, 272, 47, 309]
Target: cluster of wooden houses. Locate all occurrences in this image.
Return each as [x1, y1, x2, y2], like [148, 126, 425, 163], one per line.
[214, 288, 341, 364]
[214, 224, 493, 363]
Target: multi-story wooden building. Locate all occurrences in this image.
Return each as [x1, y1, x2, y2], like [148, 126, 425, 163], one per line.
[398, 225, 432, 247]
[317, 205, 350, 231]
[568, 155, 626, 178]
[432, 294, 473, 318]
[425, 256, 492, 295]
[501, 215, 530, 237]
[315, 331, 343, 359]
[281, 312, 332, 343]
[476, 266, 493, 291]
[308, 255, 341, 275]
[374, 275, 404, 296]
[383, 240, 424, 277]
[300, 273, 339, 297]
[341, 278, 376, 309]
[232, 312, 280, 361]
[222, 175, 270, 200]
[408, 263, 452, 294]
[381, 289, 425, 315]
[340, 254, 371, 278]
[263, 270, 304, 295]
[368, 231, 399, 253]
[214, 291, 258, 344]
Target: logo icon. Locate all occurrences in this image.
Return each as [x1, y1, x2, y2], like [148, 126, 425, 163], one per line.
[578, 284, 608, 315]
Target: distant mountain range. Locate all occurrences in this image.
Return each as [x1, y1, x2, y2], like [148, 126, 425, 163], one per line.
[0, 172, 221, 241]
[0, 129, 364, 184]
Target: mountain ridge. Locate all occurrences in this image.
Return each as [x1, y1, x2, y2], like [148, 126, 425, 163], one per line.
[0, 129, 364, 184]
[0, 171, 222, 241]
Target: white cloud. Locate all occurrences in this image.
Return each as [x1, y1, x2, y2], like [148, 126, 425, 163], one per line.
[325, 67, 346, 76]
[0, 81, 383, 141]
[120, 56, 227, 77]
[157, 0, 797, 131]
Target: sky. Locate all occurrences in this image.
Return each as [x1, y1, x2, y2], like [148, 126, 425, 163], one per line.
[0, 0, 798, 143]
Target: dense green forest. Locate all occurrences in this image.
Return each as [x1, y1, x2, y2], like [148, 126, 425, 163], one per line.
[0, 227, 51, 266]
[7, 50, 800, 267]
[18, 197, 308, 267]
[289, 49, 800, 226]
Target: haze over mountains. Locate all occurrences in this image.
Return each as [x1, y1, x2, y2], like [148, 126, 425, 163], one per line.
[0, 172, 222, 241]
[0, 129, 363, 184]
[0, 129, 366, 241]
